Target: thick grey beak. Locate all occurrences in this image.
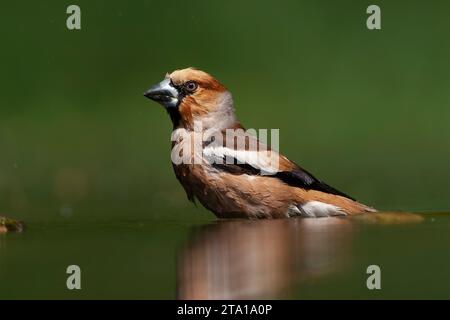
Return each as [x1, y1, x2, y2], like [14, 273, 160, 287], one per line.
[143, 78, 179, 108]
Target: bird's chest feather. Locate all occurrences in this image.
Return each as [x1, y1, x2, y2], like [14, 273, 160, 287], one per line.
[171, 131, 223, 203]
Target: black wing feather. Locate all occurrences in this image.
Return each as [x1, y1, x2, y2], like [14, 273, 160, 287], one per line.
[275, 169, 355, 200]
[212, 159, 355, 201]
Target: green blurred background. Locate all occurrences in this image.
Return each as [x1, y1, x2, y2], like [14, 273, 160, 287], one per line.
[1, 0, 450, 299]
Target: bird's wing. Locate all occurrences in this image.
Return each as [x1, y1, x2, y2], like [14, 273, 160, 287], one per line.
[203, 129, 355, 200]
[274, 160, 356, 200]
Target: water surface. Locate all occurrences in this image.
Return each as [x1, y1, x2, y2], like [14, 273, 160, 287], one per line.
[0, 212, 448, 299]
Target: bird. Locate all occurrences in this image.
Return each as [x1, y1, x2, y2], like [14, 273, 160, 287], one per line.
[144, 67, 376, 219]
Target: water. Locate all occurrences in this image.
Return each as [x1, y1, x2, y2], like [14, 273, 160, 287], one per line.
[1, 212, 449, 299]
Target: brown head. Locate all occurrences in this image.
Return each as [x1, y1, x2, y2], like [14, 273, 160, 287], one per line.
[144, 68, 237, 130]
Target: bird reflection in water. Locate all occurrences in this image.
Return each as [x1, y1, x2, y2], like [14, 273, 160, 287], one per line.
[177, 217, 354, 299]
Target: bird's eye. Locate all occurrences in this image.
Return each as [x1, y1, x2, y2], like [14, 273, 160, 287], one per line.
[185, 81, 198, 93]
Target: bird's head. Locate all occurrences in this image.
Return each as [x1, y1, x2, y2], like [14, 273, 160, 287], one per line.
[144, 68, 237, 130]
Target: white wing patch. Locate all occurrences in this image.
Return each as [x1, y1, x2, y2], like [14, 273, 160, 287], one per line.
[288, 201, 346, 218]
[203, 146, 280, 175]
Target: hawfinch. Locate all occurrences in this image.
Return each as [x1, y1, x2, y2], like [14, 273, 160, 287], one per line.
[144, 68, 376, 219]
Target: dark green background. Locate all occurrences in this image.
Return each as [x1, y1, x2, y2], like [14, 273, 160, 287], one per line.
[1, 1, 450, 299]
